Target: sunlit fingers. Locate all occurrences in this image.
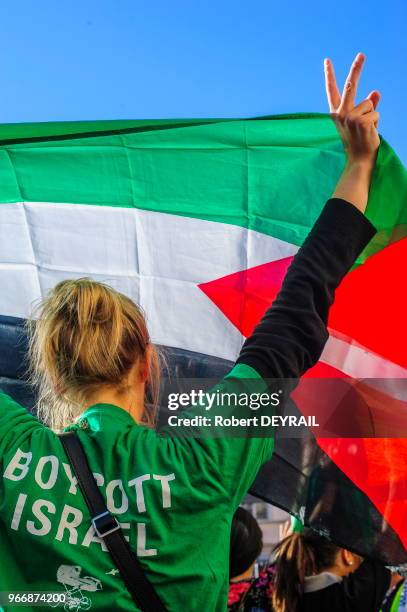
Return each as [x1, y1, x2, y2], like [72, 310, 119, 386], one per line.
[324, 58, 341, 112]
[340, 52, 365, 112]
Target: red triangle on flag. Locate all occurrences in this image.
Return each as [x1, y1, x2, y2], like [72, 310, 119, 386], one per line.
[199, 238, 407, 370]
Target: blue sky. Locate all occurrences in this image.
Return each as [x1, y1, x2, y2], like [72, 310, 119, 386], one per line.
[0, 0, 405, 163]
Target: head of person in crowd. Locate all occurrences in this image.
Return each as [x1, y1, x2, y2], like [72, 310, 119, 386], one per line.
[272, 529, 362, 612]
[27, 278, 163, 430]
[230, 506, 263, 581]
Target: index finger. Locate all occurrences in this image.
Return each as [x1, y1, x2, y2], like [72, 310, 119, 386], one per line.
[340, 52, 365, 112]
[324, 58, 341, 112]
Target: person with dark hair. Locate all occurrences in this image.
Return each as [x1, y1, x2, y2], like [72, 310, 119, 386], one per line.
[230, 507, 264, 581]
[228, 507, 275, 612]
[272, 529, 391, 612]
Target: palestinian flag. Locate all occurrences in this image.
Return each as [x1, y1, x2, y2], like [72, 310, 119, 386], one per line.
[0, 115, 406, 565]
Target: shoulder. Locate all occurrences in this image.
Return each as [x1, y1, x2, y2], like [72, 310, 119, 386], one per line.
[0, 391, 54, 456]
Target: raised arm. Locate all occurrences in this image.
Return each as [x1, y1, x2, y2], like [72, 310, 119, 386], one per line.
[237, 53, 380, 380]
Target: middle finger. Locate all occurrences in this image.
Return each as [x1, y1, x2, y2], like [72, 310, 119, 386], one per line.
[340, 52, 365, 112]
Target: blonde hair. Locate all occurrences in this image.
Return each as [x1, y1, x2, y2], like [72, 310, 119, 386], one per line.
[27, 278, 163, 431]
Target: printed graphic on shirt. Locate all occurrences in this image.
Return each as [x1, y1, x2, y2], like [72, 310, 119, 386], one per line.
[49, 565, 102, 611]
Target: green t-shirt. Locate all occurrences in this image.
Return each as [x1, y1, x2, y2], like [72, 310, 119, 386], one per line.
[0, 364, 274, 612]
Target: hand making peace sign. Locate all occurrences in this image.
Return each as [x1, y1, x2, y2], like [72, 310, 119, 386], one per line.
[325, 53, 381, 166]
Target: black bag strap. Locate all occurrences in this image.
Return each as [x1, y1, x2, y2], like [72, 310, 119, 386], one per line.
[59, 431, 168, 612]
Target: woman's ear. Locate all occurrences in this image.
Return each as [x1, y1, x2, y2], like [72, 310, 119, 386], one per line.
[343, 549, 354, 566]
[342, 549, 363, 572]
[128, 346, 151, 386]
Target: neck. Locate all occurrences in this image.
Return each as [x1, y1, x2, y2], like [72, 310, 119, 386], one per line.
[323, 565, 347, 578]
[85, 385, 145, 423]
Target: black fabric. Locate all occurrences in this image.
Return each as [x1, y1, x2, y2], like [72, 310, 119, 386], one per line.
[250, 434, 407, 564]
[59, 431, 168, 612]
[236, 198, 376, 379]
[300, 560, 391, 612]
[0, 316, 35, 410]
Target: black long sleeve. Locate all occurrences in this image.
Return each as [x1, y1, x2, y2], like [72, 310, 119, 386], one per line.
[236, 198, 377, 379]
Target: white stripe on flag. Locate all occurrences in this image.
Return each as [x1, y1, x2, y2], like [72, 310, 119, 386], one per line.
[321, 335, 407, 379]
[0, 201, 297, 360]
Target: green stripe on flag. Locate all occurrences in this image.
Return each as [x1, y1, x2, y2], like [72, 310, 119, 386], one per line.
[0, 114, 405, 259]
